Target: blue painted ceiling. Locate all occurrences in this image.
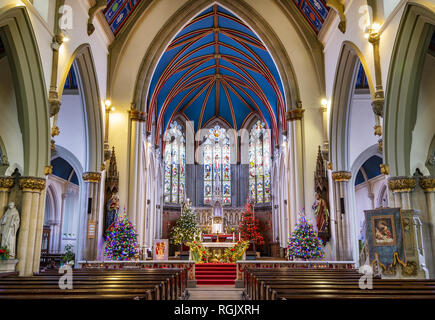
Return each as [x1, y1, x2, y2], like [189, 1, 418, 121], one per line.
[51, 157, 79, 185]
[355, 155, 382, 186]
[147, 5, 285, 140]
[292, 0, 329, 33]
[103, 1, 329, 36]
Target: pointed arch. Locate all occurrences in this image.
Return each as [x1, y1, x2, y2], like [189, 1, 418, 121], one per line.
[329, 41, 375, 171]
[58, 44, 104, 173]
[0, 5, 50, 177]
[384, 3, 435, 176]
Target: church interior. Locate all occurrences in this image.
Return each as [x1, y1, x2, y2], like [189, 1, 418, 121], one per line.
[0, 0, 434, 302]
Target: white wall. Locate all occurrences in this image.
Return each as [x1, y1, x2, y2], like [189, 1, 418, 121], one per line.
[56, 93, 87, 168]
[349, 93, 378, 167]
[0, 57, 24, 173]
[410, 53, 435, 175]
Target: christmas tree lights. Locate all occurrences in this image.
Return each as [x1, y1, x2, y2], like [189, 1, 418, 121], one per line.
[105, 213, 139, 261]
[171, 199, 198, 245]
[238, 201, 264, 245]
[287, 214, 324, 260]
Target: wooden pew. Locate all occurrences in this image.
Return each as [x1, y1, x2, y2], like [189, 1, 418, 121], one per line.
[0, 268, 187, 300]
[244, 268, 435, 300]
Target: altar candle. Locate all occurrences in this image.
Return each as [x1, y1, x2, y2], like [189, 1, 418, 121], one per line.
[238, 232, 241, 241]
[232, 232, 235, 242]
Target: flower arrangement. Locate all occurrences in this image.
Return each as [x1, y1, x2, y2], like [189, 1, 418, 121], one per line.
[222, 240, 249, 263]
[186, 240, 210, 263]
[61, 244, 75, 265]
[0, 246, 9, 260]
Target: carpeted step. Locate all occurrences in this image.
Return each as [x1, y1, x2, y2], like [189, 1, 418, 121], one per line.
[194, 263, 237, 286]
[196, 279, 236, 285]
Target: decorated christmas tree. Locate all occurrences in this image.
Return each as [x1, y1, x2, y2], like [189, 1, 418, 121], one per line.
[238, 200, 264, 245]
[287, 213, 324, 260]
[171, 199, 198, 245]
[105, 211, 139, 261]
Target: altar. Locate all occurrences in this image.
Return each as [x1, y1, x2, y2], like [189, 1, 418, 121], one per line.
[189, 239, 246, 262]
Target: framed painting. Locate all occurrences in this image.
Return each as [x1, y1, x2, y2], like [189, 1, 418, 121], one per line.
[372, 215, 397, 246]
[153, 239, 169, 260]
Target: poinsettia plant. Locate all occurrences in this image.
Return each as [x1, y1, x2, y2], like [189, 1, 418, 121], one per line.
[0, 246, 10, 260]
[238, 201, 264, 245]
[222, 240, 249, 263]
[186, 240, 210, 263]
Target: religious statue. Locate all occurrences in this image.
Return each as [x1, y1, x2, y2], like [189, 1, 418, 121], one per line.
[105, 194, 119, 232]
[0, 202, 20, 258]
[312, 192, 330, 242]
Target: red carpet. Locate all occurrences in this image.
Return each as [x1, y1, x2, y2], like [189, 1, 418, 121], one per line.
[195, 263, 237, 285]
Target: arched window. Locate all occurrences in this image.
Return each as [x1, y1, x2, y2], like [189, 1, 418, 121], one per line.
[203, 125, 231, 205]
[249, 120, 271, 203]
[163, 121, 185, 203]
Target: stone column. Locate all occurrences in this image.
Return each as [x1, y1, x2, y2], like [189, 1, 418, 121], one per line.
[419, 177, 435, 276]
[33, 188, 47, 273]
[83, 172, 102, 260]
[0, 177, 15, 219]
[16, 177, 46, 276]
[331, 171, 352, 260]
[128, 109, 146, 246]
[286, 107, 305, 233]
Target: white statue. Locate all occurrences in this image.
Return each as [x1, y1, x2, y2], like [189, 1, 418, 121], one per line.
[0, 202, 20, 258]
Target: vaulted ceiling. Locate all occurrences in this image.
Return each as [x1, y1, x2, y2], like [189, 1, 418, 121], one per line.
[147, 4, 286, 139]
[292, 0, 329, 33]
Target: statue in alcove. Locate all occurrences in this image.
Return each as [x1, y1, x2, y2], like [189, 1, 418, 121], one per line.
[312, 192, 329, 239]
[105, 194, 119, 231]
[0, 202, 20, 258]
[313, 146, 330, 243]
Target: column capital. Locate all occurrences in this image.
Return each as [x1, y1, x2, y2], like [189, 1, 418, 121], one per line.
[129, 108, 146, 122]
[371, 89, 384, 117]
[331, 171, 352, 182]
[0, 177, 15, 190]
[18, 177, 46, 191]
[388, 176, 416, 193]
[82, 172, 102, 183]
[419, 176, 435, 192]
[285, 108, 305, 121]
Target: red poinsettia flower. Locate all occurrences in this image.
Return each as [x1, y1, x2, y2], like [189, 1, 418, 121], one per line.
[0, 249, 4, 254]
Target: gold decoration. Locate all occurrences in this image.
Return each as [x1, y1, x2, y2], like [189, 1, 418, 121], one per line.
[0, 177, 15, 189]
[380, 164, 389, 175]
[285, 108, 305, 121]
[50, 139, 55, 151]
[327, 162, 333, 170]
[83, 172, 102, 183]
[373, 125, 382, 136]
[371, 91, 384, 118]
[45, 165, 53, 175]
[100, 163, 106, 171]
[51, 126, 60, 137]
[18, 177, 46, 191]
[371, 252, 417, 277]
[378, 138, 383, 152]
[331, 171, 351, 182]
[388, 177, 416, 193]
[419, 177, 435, 192]
[129, 109, 146, 122]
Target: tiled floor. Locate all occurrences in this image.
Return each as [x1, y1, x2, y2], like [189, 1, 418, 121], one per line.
[187, 285, 244, 300]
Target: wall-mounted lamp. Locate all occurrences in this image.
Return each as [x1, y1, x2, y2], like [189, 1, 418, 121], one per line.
[364, 23, 381, 42]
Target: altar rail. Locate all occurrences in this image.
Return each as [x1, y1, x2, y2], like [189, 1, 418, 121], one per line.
[235, 261, 356, 281]
[77, 260, 196, 281]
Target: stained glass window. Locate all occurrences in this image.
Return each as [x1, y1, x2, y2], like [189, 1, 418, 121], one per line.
[203, 125, 231, 205]
[164, 121, 185, 204]
[249, 120, 271, 203]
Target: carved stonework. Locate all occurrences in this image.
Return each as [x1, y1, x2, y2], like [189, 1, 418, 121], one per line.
[380, 164, 389, 175]
[48, 90, 61, 117]
[51, 126, 60, 137]
[314, 146, 330, 243]
[0, 177, 15, 190]
[419, 177, 435, 192]
[104, 147, 119, 232]
[373, 125, 382, 136]
[388, 177, 417, 193]
[87, 0, 107, 36]
[331, 171, 351, 182]
[371, 97, 384, 118]
[378, 138, 383, 152]
[18, 177, 46, 191]
[44, 165, 53, 176]
[285, 108, 305, 121]
[83, 172, 102, 183]
[129, 109, 146, 122]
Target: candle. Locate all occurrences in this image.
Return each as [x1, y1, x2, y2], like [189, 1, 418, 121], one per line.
[238, 232, 241, 241]
[232, 232, 235, 242]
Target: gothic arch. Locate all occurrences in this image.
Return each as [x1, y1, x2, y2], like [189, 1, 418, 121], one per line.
[0, 5, 50, 177]
[58, 44, 104, 173]
[129, 0, 301, 118]
[329, 41, 375, 171]
[384, 2, 435, 177]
